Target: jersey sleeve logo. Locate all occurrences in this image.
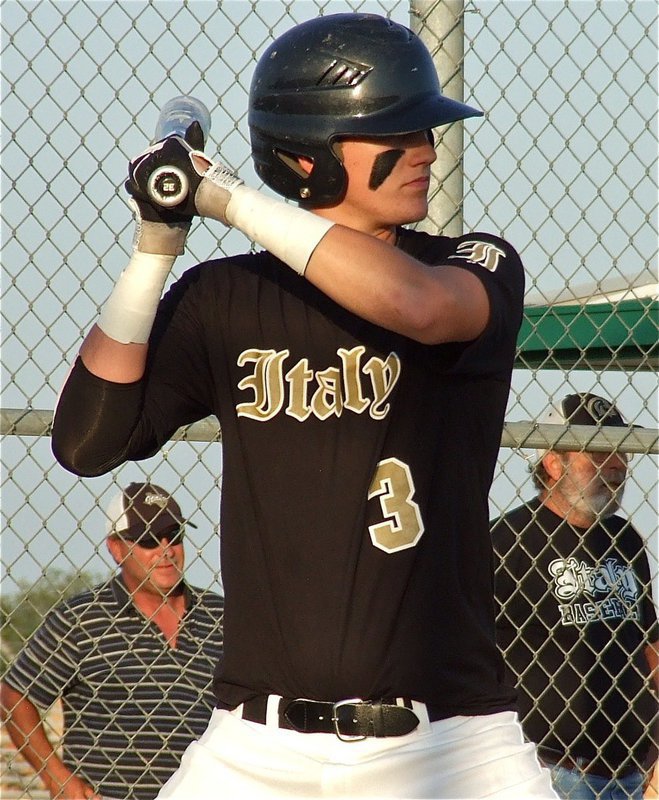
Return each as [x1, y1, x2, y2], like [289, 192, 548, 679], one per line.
[448, 240, 506, 272]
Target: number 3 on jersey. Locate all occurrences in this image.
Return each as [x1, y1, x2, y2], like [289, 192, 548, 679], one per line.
[367, 457, 425, 553]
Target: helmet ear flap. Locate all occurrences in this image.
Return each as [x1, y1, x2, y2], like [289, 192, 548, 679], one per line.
[251, 130, 347, 206]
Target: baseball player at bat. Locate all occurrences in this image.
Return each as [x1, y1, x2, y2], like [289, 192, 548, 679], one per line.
[52, 13, 557, 799]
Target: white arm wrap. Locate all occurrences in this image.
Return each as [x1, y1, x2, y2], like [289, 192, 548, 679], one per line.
[195, 164, 334, 275]
[97, 251, 175, 344]
[225, 185, 334, 276]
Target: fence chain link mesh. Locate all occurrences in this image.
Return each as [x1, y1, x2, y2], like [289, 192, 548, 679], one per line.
[1, 1, 657, 798]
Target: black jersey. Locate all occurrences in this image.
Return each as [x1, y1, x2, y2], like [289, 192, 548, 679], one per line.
[53, 228, 523, 717]
[492, 499, 658, 769]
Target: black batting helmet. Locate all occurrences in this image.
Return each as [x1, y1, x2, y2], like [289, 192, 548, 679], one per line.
[248, 12, 482, 206]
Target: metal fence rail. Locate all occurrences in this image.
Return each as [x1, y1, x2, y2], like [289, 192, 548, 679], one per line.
[2, 1, 657, 798]
[2, 407, 658, 454]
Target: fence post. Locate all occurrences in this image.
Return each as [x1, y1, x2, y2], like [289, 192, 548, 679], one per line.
[410, 0, 467, 237]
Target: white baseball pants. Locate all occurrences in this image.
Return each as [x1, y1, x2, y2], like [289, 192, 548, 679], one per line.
[156, 701, 557, 798]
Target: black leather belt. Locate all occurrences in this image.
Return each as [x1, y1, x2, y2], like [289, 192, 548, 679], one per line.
[536, 745, 640, 780]
[240, 696, 421, 740]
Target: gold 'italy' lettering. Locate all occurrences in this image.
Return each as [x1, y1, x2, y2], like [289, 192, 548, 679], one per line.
[236, 346, 401, 422]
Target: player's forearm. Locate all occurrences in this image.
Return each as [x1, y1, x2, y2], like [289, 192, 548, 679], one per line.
[86, 142, 196, 359]
[304, 224, 490, 344]
[196, 174, 490, 344]
[80, 324, 148, 383]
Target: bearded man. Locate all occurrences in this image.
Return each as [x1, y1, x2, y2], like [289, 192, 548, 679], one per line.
[491, 393, 658, 800]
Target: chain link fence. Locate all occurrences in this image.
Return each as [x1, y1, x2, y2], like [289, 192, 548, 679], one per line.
[1, 1, 657, 797]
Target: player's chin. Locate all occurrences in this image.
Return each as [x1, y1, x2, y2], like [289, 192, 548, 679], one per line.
[387, 204, 426, 226]
[397, 195, 429, 224]
[398, 207, 428, 226]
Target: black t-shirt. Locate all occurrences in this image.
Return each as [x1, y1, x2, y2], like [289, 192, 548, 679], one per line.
[492, 498, 658, 768]
[54, 227, 523, 718]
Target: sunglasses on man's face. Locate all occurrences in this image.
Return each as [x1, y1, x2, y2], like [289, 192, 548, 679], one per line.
[123, 527, 184, 550]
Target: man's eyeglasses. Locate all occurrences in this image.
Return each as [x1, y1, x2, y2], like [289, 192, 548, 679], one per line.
[121, 527, 184, 550]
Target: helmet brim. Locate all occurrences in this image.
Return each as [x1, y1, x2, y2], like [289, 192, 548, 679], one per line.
[333, 93, 483, 139]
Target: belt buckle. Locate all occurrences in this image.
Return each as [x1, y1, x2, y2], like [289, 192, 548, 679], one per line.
[332, 698, 367, 742]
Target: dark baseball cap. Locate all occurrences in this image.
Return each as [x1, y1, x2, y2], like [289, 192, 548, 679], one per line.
[105, 482, 196, 541]
[542, 393, 627, 427]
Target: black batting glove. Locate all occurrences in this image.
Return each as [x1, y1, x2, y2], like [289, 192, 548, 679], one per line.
[125, 122, 208, 217]
[124, 122, 211, 254]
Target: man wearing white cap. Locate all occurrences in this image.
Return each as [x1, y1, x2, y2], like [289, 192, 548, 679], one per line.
[1, 482, 224, 800]
[491, 393, 658, 800]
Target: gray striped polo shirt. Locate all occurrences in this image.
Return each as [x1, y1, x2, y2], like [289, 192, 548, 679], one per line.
[4, 575, 223, 800]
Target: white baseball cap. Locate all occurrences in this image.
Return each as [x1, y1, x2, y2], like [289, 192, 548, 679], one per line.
[535, 392, 628, 460]
[106, 482, 195, 540]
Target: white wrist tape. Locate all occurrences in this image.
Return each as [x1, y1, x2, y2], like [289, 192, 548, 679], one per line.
[225, 185, 334, 275]
[97, 251, 175, 344]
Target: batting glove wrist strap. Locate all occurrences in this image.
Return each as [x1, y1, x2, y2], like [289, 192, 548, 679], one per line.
[97, 251, 175, 344]
[129, 198, 191, 256]
[196, 174, 334, 276]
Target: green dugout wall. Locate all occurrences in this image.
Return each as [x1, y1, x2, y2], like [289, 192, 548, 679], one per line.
[517, 298, 658, 372]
